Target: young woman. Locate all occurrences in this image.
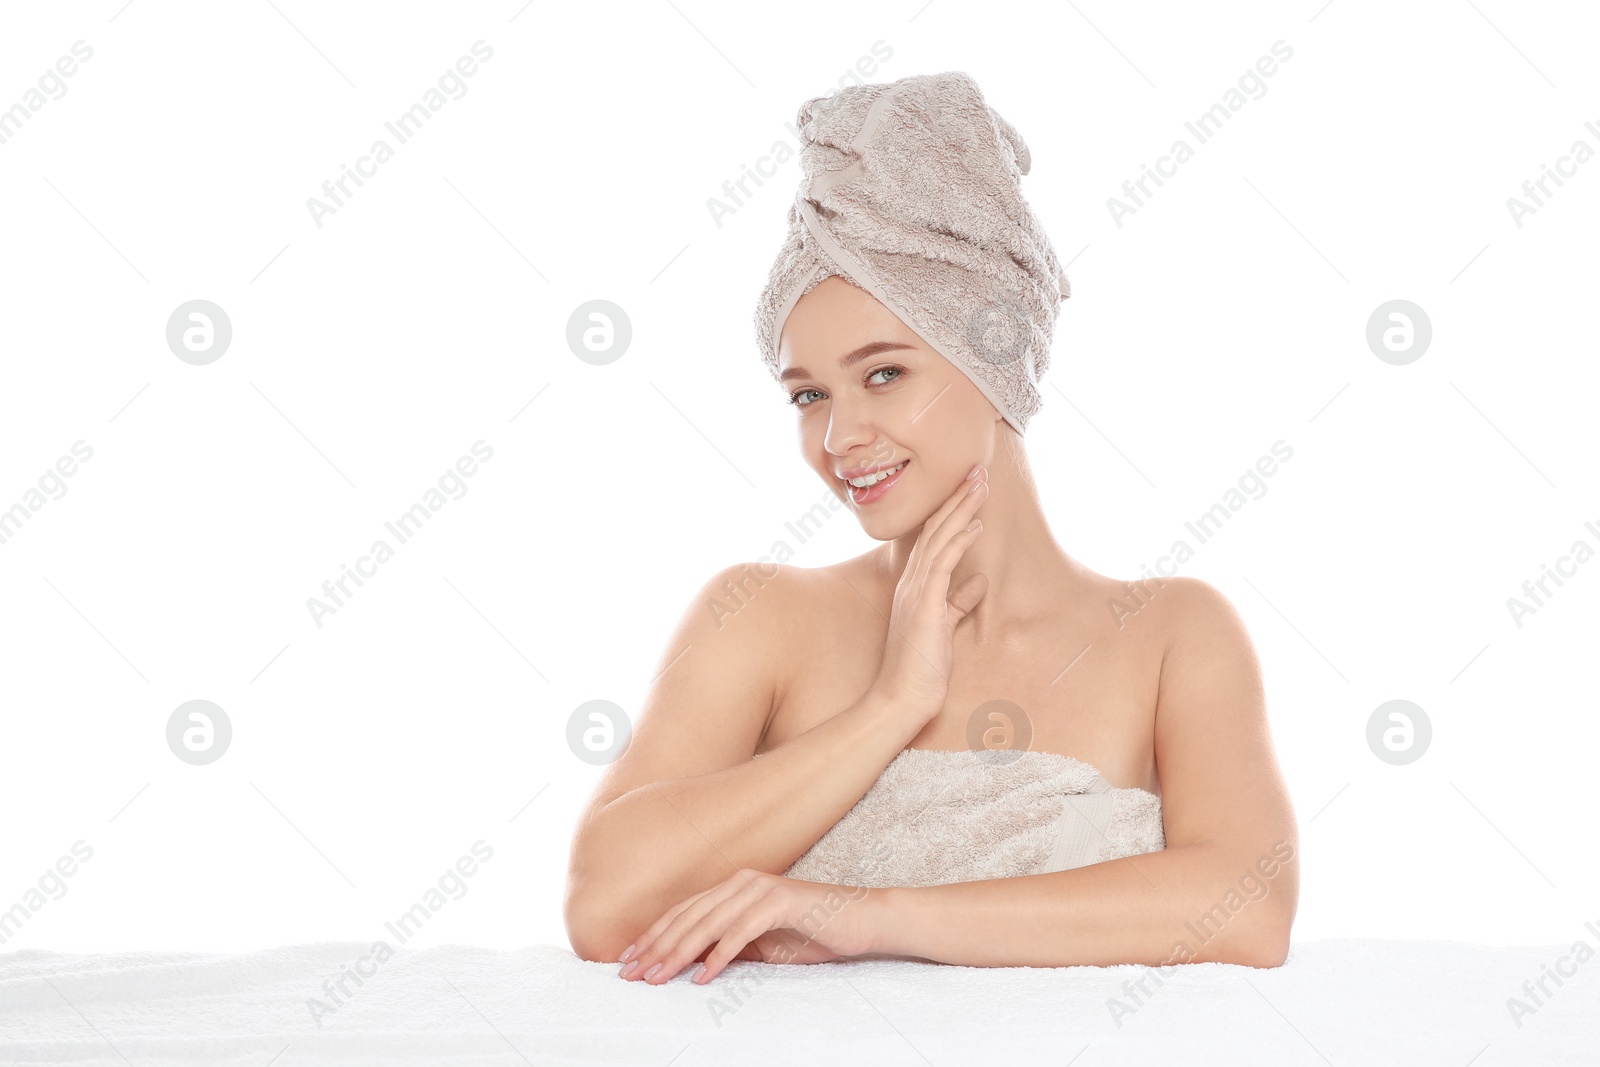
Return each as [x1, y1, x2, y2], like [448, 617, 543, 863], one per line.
[564, 72, 1297, 985]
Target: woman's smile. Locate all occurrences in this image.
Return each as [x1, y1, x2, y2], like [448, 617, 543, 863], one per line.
[847, 458, 910, 505]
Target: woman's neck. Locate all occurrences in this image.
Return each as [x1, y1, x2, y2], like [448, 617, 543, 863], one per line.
[882, 457, 1084, 645]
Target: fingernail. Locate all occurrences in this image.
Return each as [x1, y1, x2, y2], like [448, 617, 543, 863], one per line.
[692, 964, 707, 983]
[618, 944, 636, 963]
[619, 960, 639, 977]
[966, 463, 981, 480]
[644, 963, 662, 981]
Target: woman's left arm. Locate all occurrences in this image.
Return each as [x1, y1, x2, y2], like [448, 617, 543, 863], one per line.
[874, 576, 1300, 969]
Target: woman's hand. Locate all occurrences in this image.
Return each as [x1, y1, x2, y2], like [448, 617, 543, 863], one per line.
[616, 870, 883, 985]
[873, 462, 991, 716]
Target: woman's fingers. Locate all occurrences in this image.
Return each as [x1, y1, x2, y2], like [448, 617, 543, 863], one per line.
[918, 470, 988, 577]
[620, 880, 861, 985]
[623, 884, 714, 962]
[871, 464, 991, 712]
[620, 871, 766, 981]
[621, 878, 736, 976]
[694, 908, 785, 984]
[632, 875, 773, 984]
[905, 463, 986, 579]
[927, 521, 985, 620]
[917, 477, 988, 604]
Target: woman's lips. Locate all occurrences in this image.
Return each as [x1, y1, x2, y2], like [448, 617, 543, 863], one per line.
[848, 460, 909, 505]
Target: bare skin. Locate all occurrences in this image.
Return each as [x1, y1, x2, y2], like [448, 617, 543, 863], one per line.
[762, 277, 1161, 780]
[759, 549, 1162, 794]
[566, 276, 1299, 981]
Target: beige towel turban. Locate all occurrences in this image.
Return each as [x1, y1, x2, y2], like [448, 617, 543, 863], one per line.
[753, 70, 1071, 435]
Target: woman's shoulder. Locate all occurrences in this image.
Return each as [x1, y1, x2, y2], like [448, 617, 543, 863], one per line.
[1077, 563, 1239, 619]
[1149, 574, 1247, 629]
[1065, 564, 1250, 655]
[1131, 574, 1260, 681]
[693, 560, 794, 629]
[707, 549, 882, 595]
[696, 552, 883, 638]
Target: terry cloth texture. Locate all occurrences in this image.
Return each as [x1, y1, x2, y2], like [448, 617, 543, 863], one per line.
[783, 748, 1165, 888]
[5, 940, 1592, 1064]
[754, 70, 1071, 435]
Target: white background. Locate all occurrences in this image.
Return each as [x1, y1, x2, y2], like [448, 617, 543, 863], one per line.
[1, 0, 1595, 956]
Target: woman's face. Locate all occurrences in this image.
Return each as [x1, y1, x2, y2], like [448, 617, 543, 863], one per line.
[776, 276, 1001, 538]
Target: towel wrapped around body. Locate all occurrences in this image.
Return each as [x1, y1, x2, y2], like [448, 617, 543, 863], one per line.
[783, 748, 1165, 888]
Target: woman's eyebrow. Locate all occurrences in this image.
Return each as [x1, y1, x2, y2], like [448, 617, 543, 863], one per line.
[779, 341, 917, 382]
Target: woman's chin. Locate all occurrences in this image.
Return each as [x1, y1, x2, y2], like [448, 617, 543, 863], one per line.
[853, 509, 919, 541]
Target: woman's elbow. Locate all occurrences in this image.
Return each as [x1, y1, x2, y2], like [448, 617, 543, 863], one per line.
[1236, 926, 1292, 968]
[1230, 905, 1294, 968]
[565, 882, 630, 964]
[568, 924, 628, 966]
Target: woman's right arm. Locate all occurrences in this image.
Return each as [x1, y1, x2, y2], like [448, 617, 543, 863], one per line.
[562, 563, 933, 966]
[565, 464, 989, 964]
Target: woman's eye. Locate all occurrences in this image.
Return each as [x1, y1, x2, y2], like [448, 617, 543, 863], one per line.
[788, 367, 903, 408]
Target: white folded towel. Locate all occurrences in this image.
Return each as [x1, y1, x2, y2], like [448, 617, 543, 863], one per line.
[1, 938, 1590, 1064]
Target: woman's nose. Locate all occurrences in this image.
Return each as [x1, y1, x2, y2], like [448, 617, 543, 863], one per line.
[823, 403, 875, 455]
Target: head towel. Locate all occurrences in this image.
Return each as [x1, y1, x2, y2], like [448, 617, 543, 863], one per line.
[753, 70, 1070, 436]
